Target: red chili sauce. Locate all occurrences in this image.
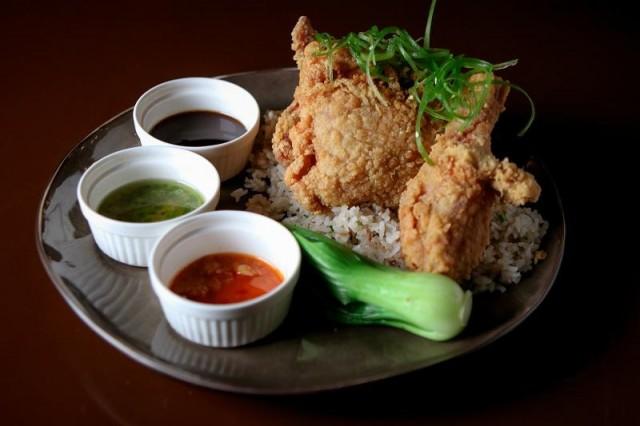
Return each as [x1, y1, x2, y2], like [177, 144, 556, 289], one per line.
[169, 252, 284, 304]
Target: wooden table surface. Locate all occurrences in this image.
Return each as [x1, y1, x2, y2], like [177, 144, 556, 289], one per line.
[2, 0, 636, 424]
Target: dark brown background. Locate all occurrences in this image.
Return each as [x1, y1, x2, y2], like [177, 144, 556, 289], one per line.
[2, 0, 636, 424]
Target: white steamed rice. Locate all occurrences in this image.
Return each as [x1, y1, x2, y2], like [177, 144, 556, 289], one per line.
[232, 111, 548, 292]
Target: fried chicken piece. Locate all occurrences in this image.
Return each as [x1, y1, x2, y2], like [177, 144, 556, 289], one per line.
[273, 17, 435, 212]
[399, 78, 541, 281]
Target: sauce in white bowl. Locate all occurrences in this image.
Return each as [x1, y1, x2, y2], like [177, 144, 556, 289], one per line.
[77, 146, 220, 267]
[133, 77, 260, 181]
[148, 211, 301, 347]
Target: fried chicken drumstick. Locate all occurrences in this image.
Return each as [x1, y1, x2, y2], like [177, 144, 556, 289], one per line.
[399, 77, 541, 281]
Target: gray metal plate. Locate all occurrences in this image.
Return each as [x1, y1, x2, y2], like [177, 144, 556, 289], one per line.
[36, 68, 565, 394]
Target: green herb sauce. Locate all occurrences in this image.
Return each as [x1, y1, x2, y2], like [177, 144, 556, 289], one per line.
[97, 179, 204, 223]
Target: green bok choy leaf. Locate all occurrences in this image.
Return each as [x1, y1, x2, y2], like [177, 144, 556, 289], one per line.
[289, 225, 472, 341]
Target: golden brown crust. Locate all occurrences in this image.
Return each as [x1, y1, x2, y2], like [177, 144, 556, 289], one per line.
[291, 16, 316, 58]
[272, 17, 434, 212]
[399, 77, 541, 280]
[399, 163, 495, 280]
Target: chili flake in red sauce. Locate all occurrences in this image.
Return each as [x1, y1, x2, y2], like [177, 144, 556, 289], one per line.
[169, 252, 284, 304]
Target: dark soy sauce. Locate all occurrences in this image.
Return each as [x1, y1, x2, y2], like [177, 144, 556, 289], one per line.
[150, 110, 246, 147]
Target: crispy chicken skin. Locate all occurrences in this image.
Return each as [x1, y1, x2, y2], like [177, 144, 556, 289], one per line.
[399, 78, 541, 281]
[273, 17, 435, 212]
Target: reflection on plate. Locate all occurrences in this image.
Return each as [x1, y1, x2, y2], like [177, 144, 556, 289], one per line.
[36, 68, 565, 394]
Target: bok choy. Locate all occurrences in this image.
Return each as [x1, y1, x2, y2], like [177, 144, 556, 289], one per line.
[289, 226, 472, 341]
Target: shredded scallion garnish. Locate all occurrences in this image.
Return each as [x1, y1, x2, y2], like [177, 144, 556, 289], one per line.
[313, 0, 534, 163]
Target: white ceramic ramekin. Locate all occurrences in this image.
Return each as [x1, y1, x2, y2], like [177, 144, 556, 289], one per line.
[148, 211, 301, 348]
[133, 77, 260, 181]
[77, 146, 220, 267]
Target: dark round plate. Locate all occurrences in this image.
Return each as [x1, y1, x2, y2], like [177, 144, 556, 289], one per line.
[36, 68, 565, 394]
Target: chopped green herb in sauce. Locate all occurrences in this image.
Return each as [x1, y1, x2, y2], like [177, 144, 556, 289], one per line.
[97, 179, 204, 223]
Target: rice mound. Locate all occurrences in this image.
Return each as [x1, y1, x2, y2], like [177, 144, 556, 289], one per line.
[232, 111, 548, 292]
